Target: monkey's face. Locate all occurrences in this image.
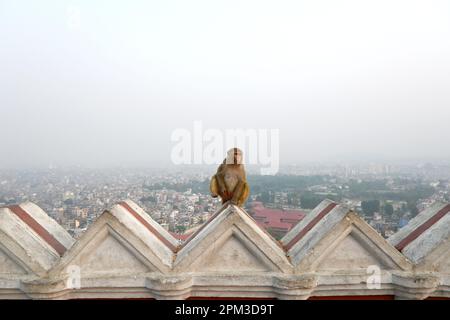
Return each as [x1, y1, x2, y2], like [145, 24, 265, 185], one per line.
[234, 151, 243, 164]
[226, 148, 243, 165]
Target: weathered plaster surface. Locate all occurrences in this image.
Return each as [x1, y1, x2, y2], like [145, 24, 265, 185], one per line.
[0, 200, 448, 299]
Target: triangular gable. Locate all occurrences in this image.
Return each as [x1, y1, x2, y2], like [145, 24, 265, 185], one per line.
[19, 202, 75, 252]
[316, 232, 388, 271]
[388, 202, 450, 265]
[282, 203, 411, 272]
[0, 244, 27, 275]
[50, 205, 176, 278]
[117, 200, 179, 250]
[174, 204, 292, 273]
[178, 204, 230, 246]
[281, 201, 348, 265]
[63, 224, 154, 276]
[424, 245, 450, 274]
[0, 203, 74, 275]
[188, 226, 274, 272]
[281, 199, 338, 251]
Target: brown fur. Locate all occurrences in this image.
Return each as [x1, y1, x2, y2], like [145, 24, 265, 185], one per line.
[210, 148, 250, 207]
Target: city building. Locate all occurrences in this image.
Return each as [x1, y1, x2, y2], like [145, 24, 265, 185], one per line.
[249, 202, 306, 238]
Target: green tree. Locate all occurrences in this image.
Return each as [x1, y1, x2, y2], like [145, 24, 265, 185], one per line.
[407, 201, 419, 217]
[361, 200, 380, 216]
[257, 191, 274, 204]
[175, 225, 186, 233]
[384, 203, 394, 216]
[300, 193, 324, 209]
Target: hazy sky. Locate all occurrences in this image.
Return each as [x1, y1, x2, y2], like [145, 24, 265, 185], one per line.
[1, 0, 450, 168]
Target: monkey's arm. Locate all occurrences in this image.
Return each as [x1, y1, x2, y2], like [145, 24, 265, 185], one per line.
[210, 164, 229, 200]
[210, 175, 219, 197]
[238, 182, 250, 207]
[215, 164, 227, 194]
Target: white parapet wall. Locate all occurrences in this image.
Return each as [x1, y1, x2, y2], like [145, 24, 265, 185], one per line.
[0, 200, 449, 300]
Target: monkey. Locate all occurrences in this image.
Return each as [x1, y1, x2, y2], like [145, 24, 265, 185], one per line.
[210, 148, 250, 207]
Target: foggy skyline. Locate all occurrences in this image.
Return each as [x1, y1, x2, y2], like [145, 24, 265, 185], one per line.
[1, 1, 450, 169]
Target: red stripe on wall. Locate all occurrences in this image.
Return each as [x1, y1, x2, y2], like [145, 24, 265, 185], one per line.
[284, 203, 338, 251]
[395, 204, 450, 252]
[8, 205, 66, 256]
[118, 202, 178, 252]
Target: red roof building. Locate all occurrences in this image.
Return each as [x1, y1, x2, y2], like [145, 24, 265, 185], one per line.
[249, 202, 306, 237]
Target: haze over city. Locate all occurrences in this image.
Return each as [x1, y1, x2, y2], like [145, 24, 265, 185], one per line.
[2, 2, 450, 304]
[1, 0, 450, 169]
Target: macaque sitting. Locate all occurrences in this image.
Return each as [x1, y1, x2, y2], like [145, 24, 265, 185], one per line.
[210, 148, 250, 207]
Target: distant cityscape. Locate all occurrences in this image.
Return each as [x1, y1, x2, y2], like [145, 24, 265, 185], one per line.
[1, 162, 449, 240]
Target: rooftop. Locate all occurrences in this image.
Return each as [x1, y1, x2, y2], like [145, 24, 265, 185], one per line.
[250, 202, 306, 234]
